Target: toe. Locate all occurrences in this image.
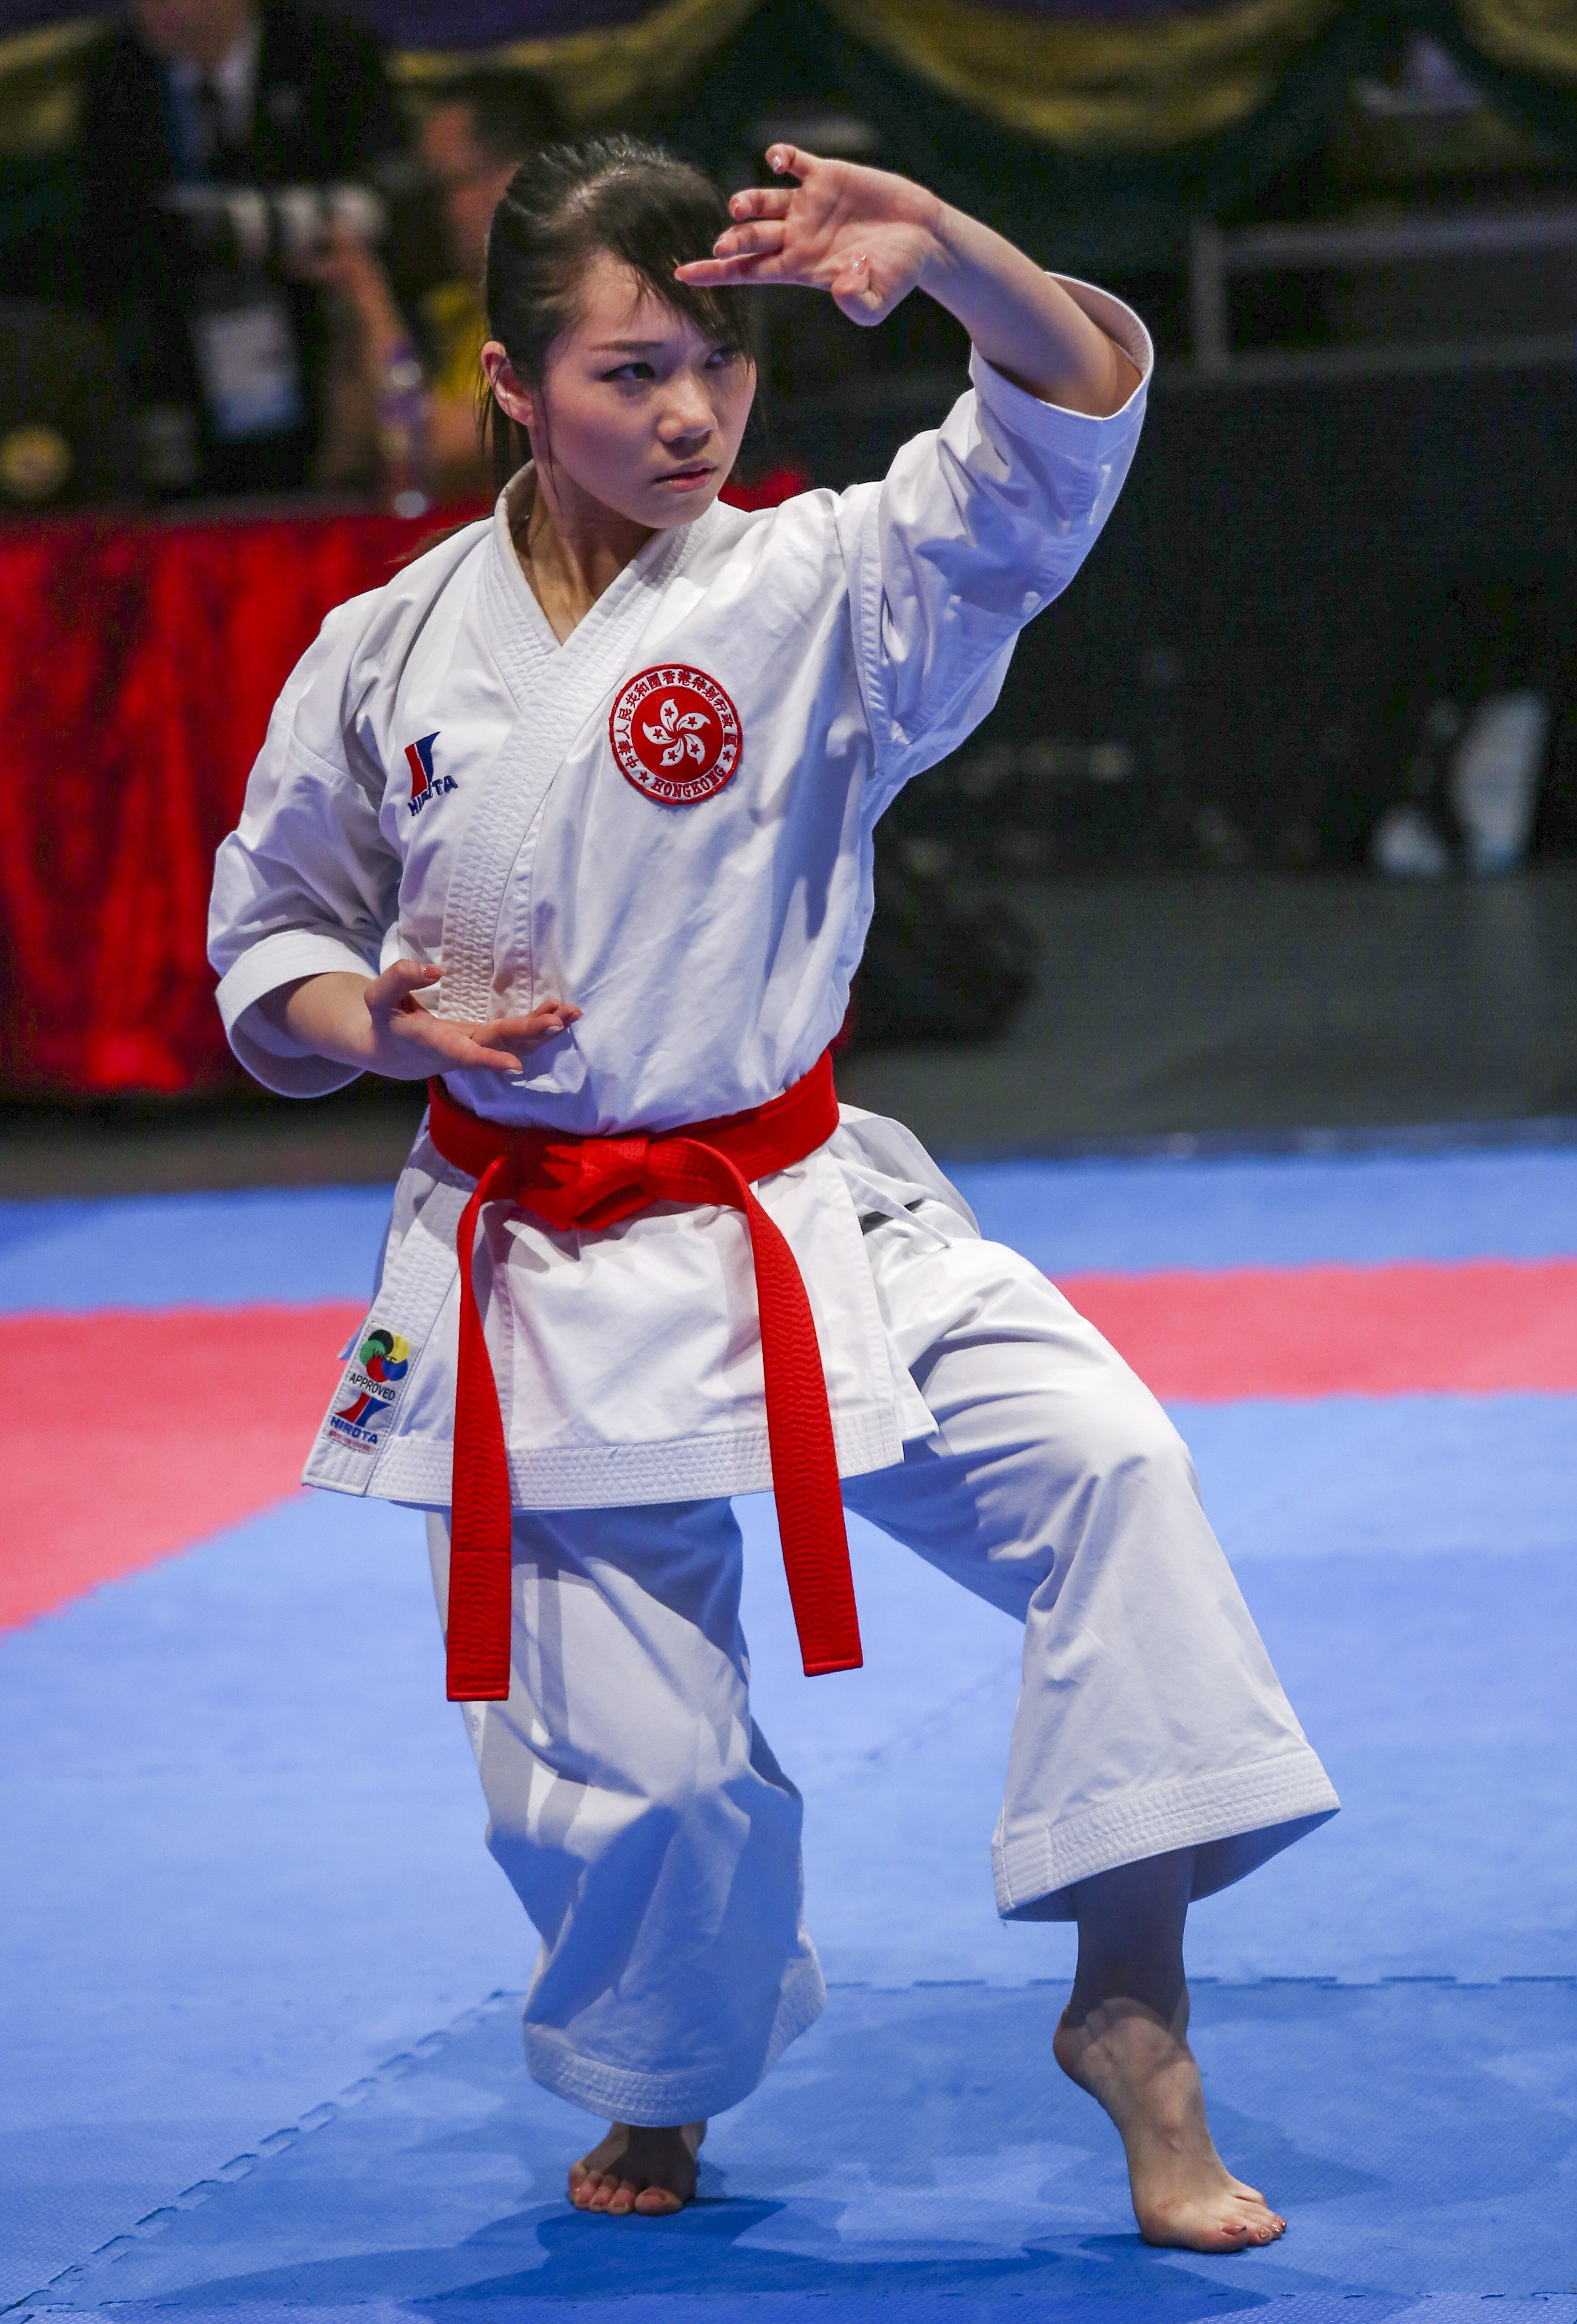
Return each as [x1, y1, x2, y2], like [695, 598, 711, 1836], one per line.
[604, 2179, 639, 2215]
[635, 2184, 684, 2215]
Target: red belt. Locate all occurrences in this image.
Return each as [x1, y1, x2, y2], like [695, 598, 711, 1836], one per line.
[426, 1051, 863, 1702]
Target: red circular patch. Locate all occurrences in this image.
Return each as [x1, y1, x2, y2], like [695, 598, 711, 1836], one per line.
[609, 664, 742, 806]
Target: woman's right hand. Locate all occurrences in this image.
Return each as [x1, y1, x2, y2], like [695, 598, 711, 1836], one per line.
[262, 962, 580, 1081]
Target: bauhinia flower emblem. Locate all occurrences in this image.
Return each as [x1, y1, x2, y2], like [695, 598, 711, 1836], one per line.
[643, 694, 712, 768]
[609, 663, 744, 805]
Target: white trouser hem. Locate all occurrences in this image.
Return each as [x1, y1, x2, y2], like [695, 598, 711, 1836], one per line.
[522, 1949, 827, 2123]
[993, 1749, 1341, 1920]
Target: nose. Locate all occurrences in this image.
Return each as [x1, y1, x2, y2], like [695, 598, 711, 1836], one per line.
[656, 368, 716, 445]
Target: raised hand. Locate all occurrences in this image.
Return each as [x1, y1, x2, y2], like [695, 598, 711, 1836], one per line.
[262, 960, 580, 1081]
[677, 145, 1141, 416]
[675, 146, 945, 327]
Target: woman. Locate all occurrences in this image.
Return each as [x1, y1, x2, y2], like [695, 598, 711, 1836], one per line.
[209, 136, 1337, 2252]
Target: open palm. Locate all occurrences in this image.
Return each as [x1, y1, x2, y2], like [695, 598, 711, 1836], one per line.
[675, 147, 945, 326]
[365, 960, 579, 1079]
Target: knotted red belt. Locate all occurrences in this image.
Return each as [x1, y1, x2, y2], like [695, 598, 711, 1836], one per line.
[426, 1051, 863, 1702]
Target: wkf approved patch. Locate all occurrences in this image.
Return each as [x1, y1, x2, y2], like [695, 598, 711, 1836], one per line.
[609, 664, 742, 805]
[327, 1327, 411, 1451]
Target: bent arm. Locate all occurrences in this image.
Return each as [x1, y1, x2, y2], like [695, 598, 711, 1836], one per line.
[917, 210, 1140, 417]
[677, 146, 1142, 417]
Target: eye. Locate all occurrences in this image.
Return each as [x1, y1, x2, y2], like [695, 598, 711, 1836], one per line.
[706, 344, 744, 368]
[601, 360, 656, 382]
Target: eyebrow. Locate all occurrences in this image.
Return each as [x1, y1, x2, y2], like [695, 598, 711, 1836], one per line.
[589, 338, 675, 353]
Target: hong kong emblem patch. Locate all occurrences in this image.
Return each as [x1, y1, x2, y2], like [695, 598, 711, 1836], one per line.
[609, 664, 741, 805]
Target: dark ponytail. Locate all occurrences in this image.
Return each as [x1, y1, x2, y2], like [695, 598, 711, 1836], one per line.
[480, 135, 758, 490]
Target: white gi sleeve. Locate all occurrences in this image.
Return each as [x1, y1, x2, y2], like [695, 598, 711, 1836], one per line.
[841, 276, 1152, 803]
[208, 596, 398, 1097]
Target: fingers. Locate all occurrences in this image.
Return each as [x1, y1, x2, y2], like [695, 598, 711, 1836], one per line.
[727, 186, 793, 222]
[455, 998, 580, 1075]
[387, 991, 579, 1077]
[373, 958, 442, 997]
[675, 215, 788, 288]
[766, 142, 816, 179]
[674, 254, 781, 288]
[710, 219, 788, 261]
[489, 1000, 580, 1040]
[830, 253, 887, 323]
[460, 1041, 535, 1074]
[366, 958, 442, 1015]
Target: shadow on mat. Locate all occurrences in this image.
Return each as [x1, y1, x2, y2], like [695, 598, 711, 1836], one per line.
[46, 1984, 1577, 2312]
[107, 2199, 1275, 2311]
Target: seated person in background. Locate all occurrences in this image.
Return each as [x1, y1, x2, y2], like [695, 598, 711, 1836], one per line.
[311, 72, 559, 503]
[79, 0, 400, 496]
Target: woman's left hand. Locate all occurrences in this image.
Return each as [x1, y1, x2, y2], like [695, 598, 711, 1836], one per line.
[674, 146, 944, 326]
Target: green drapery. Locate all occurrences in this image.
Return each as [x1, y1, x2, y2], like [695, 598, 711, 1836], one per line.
[4, 0, 1577, 280]
[9, 0, 1577, 160]
[663, 0, 1398, 272]
[825, 0, 1349, 152]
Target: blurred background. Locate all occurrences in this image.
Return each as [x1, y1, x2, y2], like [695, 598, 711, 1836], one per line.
[1, 0, 1575, 1188]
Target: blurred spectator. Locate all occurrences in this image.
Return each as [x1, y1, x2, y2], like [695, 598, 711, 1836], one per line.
[310, 73, 558, 505]
[79, 0, 401, 497]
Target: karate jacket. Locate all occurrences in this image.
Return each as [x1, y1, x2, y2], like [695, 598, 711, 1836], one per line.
[209, 288, 1152, 1512]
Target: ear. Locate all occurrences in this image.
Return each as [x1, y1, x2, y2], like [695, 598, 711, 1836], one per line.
[480, 341, 535, 431]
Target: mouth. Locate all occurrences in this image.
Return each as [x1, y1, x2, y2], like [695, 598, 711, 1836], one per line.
[653, 464, 715, 493]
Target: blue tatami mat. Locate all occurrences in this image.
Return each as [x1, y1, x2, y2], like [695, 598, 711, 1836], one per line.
[31, 1980, 1577, 2312]
[5, 1143, 1576, 2317]
[0, 1189, 393, 1314]
[949, 1142, 1577, 1270]
[5, 1132, 1575, 1317]
[7, 1385, 1575, 2309]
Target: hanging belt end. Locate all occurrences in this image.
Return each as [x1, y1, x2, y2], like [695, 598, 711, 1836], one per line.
[447, 1668, 511, 1703]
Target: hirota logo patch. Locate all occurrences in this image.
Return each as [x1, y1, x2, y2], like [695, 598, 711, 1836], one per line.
[404, 732, 457, 818]
[609, 666, 741, 805]
[327, 1328, 412, 1450]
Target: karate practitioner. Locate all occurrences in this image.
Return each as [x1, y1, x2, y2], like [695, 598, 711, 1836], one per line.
[208, 136, 1339, 2253]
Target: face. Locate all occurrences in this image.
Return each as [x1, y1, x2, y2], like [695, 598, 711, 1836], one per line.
[483, 253, 756, 532]
[129, 0, 256, 68]
[419, 104, 518, 283]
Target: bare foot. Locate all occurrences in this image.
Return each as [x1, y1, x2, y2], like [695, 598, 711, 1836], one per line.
[567, 2121, 706, 2217]
[1054, 1998, 1285, 2252]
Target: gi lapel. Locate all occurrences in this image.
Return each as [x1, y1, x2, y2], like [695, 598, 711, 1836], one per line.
[438, 485, 723, 1024]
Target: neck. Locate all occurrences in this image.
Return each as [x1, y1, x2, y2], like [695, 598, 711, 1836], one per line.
[515, 464, 655, 646]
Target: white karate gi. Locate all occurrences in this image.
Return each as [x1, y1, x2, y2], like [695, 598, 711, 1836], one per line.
[210, 279, 1338, 2124]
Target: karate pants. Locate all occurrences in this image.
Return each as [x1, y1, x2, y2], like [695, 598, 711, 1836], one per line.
[426, 1207, 1338, 2126]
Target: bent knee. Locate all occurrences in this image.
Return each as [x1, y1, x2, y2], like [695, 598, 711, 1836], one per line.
[1053, 1376, 1199, 1513]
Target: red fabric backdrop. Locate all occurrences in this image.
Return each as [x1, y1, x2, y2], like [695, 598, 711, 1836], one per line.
[0, 474, 801, 1099]
[0, 501, 472, 1096]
